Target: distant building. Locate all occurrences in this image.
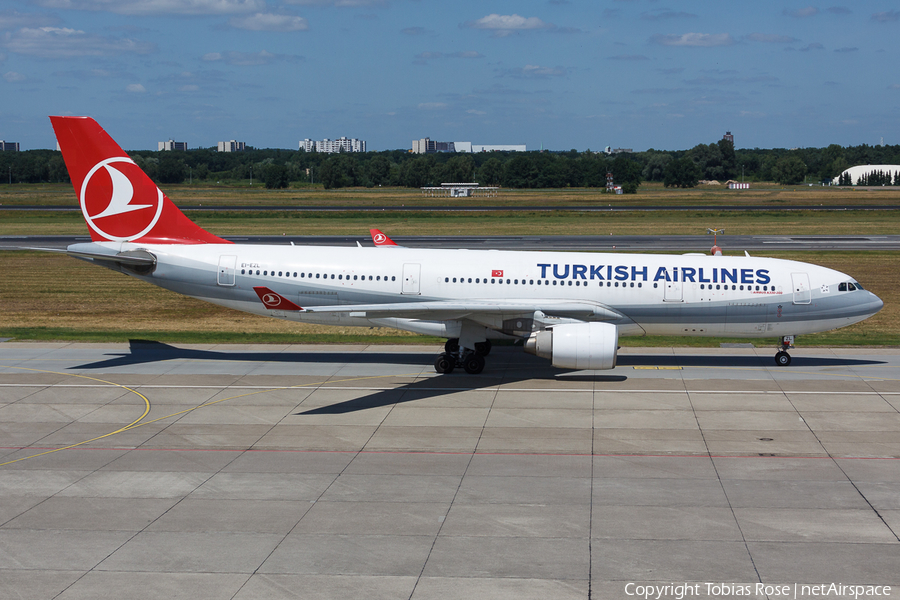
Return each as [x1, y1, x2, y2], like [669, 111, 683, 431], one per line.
[604, 146, 632, 155]
[158, 139, 187, 151]
[472, 144, 526, 152]
[833, 165, 900, 186]
[218, 140, 246, 152]
[412, 138, 524, 153]
[301, 137, 366, 153]
[723, 131, 734, 144]
[0, 141, 20, 152]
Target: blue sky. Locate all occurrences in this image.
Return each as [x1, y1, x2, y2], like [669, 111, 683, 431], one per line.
[2, 0, 898, 151]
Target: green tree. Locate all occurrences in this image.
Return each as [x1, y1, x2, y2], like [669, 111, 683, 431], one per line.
[475, 157, 503, 186]
[771, 155, 807, 185]
[263, 163, 288, 189]
[319, 154, 358, 189]
[663, 157, 702, 188]
[610, 154, 642, 192]
[156, 155, 184, 184]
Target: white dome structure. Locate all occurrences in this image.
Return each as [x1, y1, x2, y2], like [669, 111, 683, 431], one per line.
[833, 164, 900, 185]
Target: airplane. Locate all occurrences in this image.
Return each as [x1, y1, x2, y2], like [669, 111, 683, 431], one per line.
[45, 116, 883, 374]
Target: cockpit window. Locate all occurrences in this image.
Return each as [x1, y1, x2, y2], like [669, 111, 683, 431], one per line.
[839, 283, 847, 292]
[853, 282, 864, 290]
[847, 282, 857, 291]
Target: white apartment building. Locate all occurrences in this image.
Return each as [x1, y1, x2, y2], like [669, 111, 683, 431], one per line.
[159, 139, 187, 151]
[218, 140, 246, 152]
[300, 137, 366, 153]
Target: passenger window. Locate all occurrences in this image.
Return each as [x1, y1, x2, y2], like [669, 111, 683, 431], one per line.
[530, 280, 534, 285]
[445, 277, 449, 283]
[241, 269, 245, 274]
[316, 274, 320, 279]
[630, 282, 634, 288]
[552, 281, 557, 286]
[468, 278, 472, 283]
[452, 278, 456, 283]
[392, 276, 396, 281]
[653, 283, 658, 288]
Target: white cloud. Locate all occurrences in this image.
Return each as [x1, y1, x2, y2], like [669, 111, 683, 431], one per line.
[34, 0, 264, 16]
[285, 0, 387, 6]
[417, 102, 447, 110]
[228, 13, 309, 31]
[179, 84, 199, 91]
[745, 33, 798, 43]
[466, 109, 486, 115]
[500, 64, 566, 78]
[783, 6, 819, 18]
[641, 10, 697, 21]
[0, 10, 61, 30]
[873, 10, 900, 22]
[3, 71, 26, 82]
[4, 27, 155, 58]
[651, 33, 735, 47]
[466, 14, 553, 36]
[202, 50, 302, 65]
[608, 54, 649, 61]
[126, 83, 146, 92]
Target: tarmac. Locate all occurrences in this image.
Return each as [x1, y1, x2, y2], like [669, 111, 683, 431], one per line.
[1, 341, 899, 600]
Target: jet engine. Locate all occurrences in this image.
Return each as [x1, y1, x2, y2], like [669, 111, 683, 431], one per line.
[524, 322, 619, 370]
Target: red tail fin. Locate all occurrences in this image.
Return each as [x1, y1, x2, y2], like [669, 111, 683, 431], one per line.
[50, 116, 229, 245]
[370, 228, 399, 247]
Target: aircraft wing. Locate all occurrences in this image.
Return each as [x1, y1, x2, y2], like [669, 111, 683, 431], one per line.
[299, 299, 624, 321]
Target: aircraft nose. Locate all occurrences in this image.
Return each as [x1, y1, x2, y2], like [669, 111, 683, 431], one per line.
[868, 291, 884, 316]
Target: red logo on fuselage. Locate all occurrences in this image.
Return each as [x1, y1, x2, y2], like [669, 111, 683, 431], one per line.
[262, 293, 283, 307]
[80, 158, 163, 242]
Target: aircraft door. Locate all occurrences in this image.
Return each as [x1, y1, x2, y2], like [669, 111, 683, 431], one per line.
[217, 255, 237, 286]
[791, 272, 811, 304]
[663, 280, 683, 302]
[402, 263, 421, 295]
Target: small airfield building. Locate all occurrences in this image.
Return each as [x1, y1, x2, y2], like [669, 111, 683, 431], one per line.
[833, 165, 900, 185]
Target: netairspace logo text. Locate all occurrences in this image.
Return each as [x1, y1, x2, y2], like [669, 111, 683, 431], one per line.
[624, 582, 892, 600]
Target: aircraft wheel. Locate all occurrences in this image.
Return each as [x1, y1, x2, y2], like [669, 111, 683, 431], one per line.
[474, 340, 492, 356]
[463, 354, 485, 375]
[444, 338, 460, 353]
[434, 353, 455, 374]
[775, 351, 792, 367]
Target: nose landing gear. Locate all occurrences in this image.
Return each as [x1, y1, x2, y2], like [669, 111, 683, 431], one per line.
[774, 335, 794, 366]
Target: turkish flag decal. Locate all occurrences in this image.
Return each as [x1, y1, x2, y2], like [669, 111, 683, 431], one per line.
[491, 270, 503, 277]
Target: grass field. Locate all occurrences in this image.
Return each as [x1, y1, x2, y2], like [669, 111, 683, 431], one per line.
[3, 181, 900, 208]
[2, 183, 897, 347]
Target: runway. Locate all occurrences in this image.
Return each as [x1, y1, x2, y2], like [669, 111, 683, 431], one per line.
[6, 233, 900, 251]
[1, 342, 899, 599]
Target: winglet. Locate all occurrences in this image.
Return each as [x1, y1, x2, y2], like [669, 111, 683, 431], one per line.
[370, 228, 400, 247]
[253, 287, 303, 311]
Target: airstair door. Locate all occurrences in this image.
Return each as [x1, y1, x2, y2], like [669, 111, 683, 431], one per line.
[217, 255, 237, 286]
[791, 272, 811, 305]
[663, 280, 683, 302]
[402, 263, 421, 295]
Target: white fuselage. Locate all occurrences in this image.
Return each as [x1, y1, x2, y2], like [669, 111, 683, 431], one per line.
[72, 241, 884, 341]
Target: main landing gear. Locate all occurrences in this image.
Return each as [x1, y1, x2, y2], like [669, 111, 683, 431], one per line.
[434, 338, 491, 374]
[774, 335, 794, 367]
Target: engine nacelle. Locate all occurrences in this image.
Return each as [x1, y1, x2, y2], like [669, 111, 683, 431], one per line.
[524, 322, 619, 370]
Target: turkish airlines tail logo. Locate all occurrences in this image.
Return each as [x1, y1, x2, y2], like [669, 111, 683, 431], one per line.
[81, 158, 163, 242]
[50, 116, 232, 245]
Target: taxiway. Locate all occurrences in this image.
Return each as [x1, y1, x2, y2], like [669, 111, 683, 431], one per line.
[1, 342, 899, 599]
